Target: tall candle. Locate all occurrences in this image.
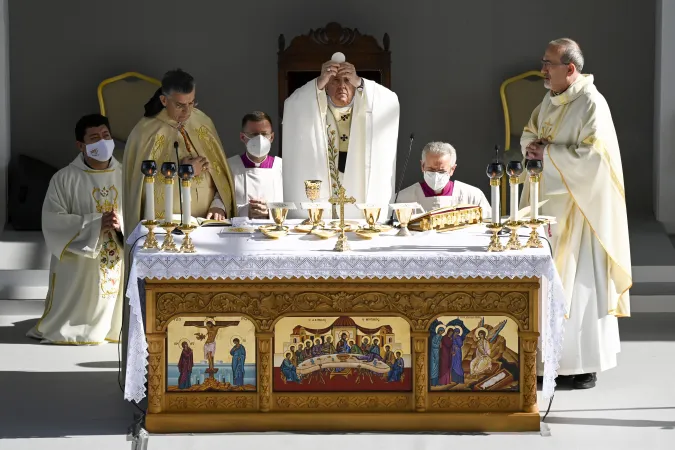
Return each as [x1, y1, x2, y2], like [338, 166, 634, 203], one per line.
[490, 179, 500, 224]
[510, 177, 518, 222]
[144, 177, 155, 221]
[164, 178, 174, 223]
[181, 180, 191, 226]
[530, 176, 539, 221]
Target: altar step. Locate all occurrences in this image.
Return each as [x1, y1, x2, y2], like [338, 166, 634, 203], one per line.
[0, 219, 674, 312]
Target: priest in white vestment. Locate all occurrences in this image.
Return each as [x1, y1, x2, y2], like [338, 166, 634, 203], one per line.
[282, 58, 400, 219]
[28, 114, 124, 345]
[226, 111, 283, 219]
[397, 141, 491, 217]
[519, 38, 631, 389]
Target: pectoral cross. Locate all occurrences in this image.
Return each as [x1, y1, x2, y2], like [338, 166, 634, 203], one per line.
[329, 185, 355, 252]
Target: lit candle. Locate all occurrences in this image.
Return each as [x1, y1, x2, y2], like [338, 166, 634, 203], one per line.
[161, 162, 176, 224]
[526, 159, 543, 222]
[486, 148, 505, 225]
[140, 160, 157, 222]
[178, 164, 194, 226]
[506, 161, 524, 223]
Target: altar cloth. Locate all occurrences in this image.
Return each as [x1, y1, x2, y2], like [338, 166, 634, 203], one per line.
[124, 220, 566, 404]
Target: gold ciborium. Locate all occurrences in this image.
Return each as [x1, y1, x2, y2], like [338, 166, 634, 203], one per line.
[270, 206, 290, 231]
[303, 180, 322, 226]
[395, 207, 414, 236]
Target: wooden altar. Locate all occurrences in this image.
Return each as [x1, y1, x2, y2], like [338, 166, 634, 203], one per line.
[143, 276, 541, 433]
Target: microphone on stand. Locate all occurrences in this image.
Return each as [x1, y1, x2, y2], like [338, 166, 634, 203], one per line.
[387, 133, 415, 226]
[173, 141, 184, 234]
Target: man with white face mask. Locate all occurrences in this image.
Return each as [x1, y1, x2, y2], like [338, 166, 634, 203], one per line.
[226, 111, 283, 219]
[397, 141, 491, 217]
[28, 114, 124, 345]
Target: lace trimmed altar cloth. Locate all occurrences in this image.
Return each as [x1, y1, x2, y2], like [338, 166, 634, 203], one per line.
[123, 220, 566, 404]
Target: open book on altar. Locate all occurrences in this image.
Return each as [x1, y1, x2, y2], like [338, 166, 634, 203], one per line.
[165, 214, 231, 227]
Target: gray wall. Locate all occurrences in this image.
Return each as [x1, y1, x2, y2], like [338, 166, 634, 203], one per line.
[8, 0, 655, 216]
[655, 0, 675, 232]
[0, 0, 9, 229]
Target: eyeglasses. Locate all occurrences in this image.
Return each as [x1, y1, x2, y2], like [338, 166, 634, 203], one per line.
[164, 94, 198, 111]
[541, 59, 569, 69]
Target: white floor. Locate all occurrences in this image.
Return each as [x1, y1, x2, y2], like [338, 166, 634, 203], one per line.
[0, 300, 673, 449]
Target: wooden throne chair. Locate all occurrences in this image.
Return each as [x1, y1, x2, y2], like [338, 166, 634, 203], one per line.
[277, 22, 391, 156]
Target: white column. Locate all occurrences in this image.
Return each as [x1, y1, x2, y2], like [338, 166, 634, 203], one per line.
[655, 0, 675, 232]
[0, 0, 10, 231]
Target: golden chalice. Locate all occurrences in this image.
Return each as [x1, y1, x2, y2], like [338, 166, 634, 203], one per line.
[303, 180, 323, 227]
[395, 207, 414, 236]
[270, 206, 290, 231]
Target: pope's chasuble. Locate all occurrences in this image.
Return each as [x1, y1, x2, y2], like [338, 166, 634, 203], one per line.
[122, 108, 236, 239]
[227, 154, 283, 217]
[397, 180, 492, 217]
[27, 155, 124, 344]
[281, 78, 400, 219]
[519, 74, 631, 375]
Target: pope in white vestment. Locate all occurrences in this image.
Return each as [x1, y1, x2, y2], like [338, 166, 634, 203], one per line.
[227, 111, 283, 218]
[28, 115, 124, 345]
[397, 142, 491, 217]
[519, 39, 631, 388]
[282, 58, 400, 219]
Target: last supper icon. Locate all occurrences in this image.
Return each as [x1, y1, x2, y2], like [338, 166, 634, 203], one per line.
[428, 316, 519, 391]
[166, 316, 256, 392]
[273, 316, 412, 392]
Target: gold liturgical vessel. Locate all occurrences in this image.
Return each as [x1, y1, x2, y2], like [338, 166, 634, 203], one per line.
[140, 160, 160, 250]
[394, 207, 414, 236]
[304, 180, 324, 229]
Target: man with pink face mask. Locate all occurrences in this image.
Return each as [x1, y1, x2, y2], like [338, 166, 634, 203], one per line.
[28, 114, 124, 345]
[226, 111, 283, 219]
[282, 57, 400, 219]
[397, 141, 490, 216]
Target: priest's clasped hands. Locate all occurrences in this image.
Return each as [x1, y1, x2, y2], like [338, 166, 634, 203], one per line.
[102, 211, 121, 232]
[248, 198, 269, 219]
[317, 60, 362, 90]
[525, 138, 549, 161]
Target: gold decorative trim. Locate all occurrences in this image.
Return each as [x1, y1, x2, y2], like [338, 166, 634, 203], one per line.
[167, 394, 255, 411]
[151, 280, 535, 333]
[275, 394, 408, 410]
[429, 393, 519, 411]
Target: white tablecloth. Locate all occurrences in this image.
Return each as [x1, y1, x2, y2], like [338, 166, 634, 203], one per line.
[124, 220, 566, 404]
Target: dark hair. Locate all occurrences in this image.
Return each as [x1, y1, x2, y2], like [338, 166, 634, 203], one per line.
[143, 68, 196, 117]
[75, 114, 110, 142]
[241, 111, 273, 130]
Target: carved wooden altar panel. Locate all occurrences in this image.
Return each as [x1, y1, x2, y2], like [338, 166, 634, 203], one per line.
[144, 277, 541, 433]
[277, 22, 392, 156]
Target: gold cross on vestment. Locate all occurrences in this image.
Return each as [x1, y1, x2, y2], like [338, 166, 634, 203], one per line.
[329, 185, 355, 252]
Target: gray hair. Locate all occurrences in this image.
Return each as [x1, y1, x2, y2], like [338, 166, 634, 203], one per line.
[549, 38, 584, 72]
[421, 141, 457, 166]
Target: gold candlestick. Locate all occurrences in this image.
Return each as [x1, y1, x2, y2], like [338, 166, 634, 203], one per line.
[160, 223, 179, 252]
[178, 224, 197, 253]
[142, 220, 160, 249]
[505, 221, 523, 250]
[329, 186, 356, 252]
[525, 219, 546, 248]
[486, 223, 505, 252]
